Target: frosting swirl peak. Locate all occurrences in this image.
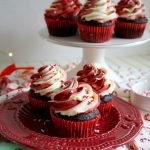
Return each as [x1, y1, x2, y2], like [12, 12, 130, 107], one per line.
[50, 83, 99, 116]
[79, 0, 118, 23]
[45, 0, 81, 19]
[77, 64, 115, 96]
[30, 65, 67, 98]
[116, 0, 146, 20]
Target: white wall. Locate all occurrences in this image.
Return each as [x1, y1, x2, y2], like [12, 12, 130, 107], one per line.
[0, 0, 149, 65]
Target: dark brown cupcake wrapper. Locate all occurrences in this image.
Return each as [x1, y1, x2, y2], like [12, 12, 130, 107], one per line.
[115, 21, 147, 39]
[45, 17, 77, 37]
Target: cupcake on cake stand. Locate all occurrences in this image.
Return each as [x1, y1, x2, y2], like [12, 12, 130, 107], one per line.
[40, 29, 150, 82]
[42, 0, 150, 82]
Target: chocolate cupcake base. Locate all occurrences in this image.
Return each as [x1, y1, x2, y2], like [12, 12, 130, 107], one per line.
[55, 109, 100, 121]
[28, 90, 51, 110]
[50, 109, 100, 138]
[45, 16, 77, 37]
[98, 94, 113, 120]
[98, 101, 113, 120]
[78, 21, 115, 43]
[115, 17, 148, 39]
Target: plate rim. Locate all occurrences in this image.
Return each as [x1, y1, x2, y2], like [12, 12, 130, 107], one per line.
[0, 92, 143, 150]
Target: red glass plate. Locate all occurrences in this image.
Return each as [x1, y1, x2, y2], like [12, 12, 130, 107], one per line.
[0, 92, 143, 150]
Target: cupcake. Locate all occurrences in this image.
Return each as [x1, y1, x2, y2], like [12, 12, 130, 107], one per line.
[78, 0, 118, 43]
[50, 82, 100, 138]
[77, 64, 115, 119]
[115, 0, 148, 38]
[28, 65, 67, 110]
[44, 0, 81, 37]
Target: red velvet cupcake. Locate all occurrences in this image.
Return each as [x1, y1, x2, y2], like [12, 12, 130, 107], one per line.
[77, 64, 115, 119]
[115, 0, 148, 38]
[50, 82, 100, 138]
[44, 0, 81, 37]
[78, 0, 118, 43]
[28, 64, 67, 110]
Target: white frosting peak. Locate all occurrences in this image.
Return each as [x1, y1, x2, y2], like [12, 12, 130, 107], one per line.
[116, 0, 146, 20]
[31, 65, 67, 98]
[80, 0, 118, 23]
[55, 83, 99, 116]
[100, 79, 115, 96]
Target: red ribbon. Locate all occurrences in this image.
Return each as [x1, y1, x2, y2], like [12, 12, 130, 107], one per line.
[0, 64, 34, 78]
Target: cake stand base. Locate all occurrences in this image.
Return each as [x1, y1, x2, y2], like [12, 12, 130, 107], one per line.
[67, 47, 122, 82]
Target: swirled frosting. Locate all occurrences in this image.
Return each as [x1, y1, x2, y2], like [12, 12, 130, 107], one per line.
[116, 0, 146, 20]
[79, 0, 118, 23]
[77, 64, 115, 96]
[45, 0, 81, 19]
[52, 78, 78, 99]
[30, 65, 67, 98]
[51, 83, 99, 116]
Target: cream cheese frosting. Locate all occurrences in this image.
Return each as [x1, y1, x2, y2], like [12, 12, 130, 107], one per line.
[116, 0, 146, 20]
[51, 83, 100, 116]
[99, 79, 115, 96]
[31, 65, 67, 98]
[45, 0, 81, 19]
[51, 78, 79, 99]
[79, 0, 118, 23]
[77, 63, 115, 96]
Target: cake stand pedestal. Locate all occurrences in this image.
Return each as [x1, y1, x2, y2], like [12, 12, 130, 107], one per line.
[73, 48, 111, 79]
[40, 28, 150, 82]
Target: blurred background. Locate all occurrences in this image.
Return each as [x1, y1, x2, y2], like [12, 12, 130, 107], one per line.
[0, 0, 149, 69]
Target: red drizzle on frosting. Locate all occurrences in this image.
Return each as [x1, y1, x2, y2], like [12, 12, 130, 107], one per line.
[78, 0, 117, 23]
[50, 81, 99, 114]
[45, 0, 82, 19]
[116, 0, 146, 19]
[30, 65, 66, 97]
[77, 64, 110, 94]
[50, 80, 81, 111]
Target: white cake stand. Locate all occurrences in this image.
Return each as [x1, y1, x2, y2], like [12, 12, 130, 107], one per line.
[40, 28, 150, 81]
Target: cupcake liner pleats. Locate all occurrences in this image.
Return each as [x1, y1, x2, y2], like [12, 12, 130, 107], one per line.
[45, 17, 78, 37]
[115, 21, 147, 39]
[50, 110, 100, 138]
[28, 94, 50, 110]
[78, 23, 115, 43]
[98, 100, 113, 120]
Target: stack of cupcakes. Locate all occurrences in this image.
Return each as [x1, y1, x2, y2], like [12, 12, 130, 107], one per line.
[44, 0, 148, 42]
[28, 63, 116, 138]
[77, 64, 115, 119]
[115, 0, 148, 38]
[44, 0, 82, 36]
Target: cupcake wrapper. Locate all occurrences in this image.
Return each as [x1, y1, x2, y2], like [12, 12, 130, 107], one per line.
[50, 110, 100, 138]
[78, 23, 115, 43]
[115, 21, 147, 39]
[28, 95, 50, 110]
[45, 17, 77, 37]
[98, 100, 113, 120]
